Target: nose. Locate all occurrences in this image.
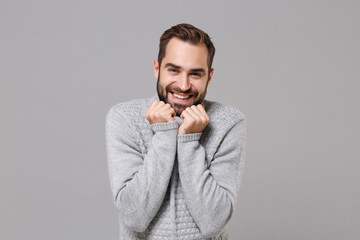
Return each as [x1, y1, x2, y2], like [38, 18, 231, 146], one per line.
[179, 73, 190, 91]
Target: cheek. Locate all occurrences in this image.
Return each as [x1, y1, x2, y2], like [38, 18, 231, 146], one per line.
[158, 80, 169, 90]
[193, 81, 207, 92]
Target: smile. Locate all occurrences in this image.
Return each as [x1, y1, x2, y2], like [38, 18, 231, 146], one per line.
[169, 91, 193, 103]
[172, 92, 191, 99]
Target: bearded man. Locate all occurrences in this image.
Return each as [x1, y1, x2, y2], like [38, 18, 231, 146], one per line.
[105, 23, 246, 240]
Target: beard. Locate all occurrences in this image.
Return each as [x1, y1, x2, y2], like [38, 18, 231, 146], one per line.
[156, 72, 208, 116]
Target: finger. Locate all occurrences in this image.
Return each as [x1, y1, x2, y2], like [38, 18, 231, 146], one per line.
[170, 107, 176, 117]
[180, 108, 193, 120]
[148, 99, 158, 111]
[146, 99, 158, 118]
[185, 107, 200, 121]
[159, 103, 176, 119]
[196, 104, 209, 120]
[158, 103, 172, 113]
[190, 105, 204, 119]
[161, 102, 172, 110]
[197, 103, 206, 112]
[152, 100, 165, 112]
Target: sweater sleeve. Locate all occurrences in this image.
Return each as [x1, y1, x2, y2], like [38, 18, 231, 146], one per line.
[105, 106, 178, 232]
[176, 119, 246, 238]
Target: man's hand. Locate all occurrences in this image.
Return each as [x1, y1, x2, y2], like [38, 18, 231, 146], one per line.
[178, 104, 209, 135]
[146, 99, 176, 124]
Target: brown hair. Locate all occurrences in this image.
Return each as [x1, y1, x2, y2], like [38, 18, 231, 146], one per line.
[157, 23, 215, 72]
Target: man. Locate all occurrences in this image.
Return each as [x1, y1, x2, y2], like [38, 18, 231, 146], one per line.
[105, 23, 246, 240]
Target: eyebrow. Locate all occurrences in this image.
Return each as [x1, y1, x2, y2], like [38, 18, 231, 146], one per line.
[164, 63, 206, 74]
[164, 63, 181, 69]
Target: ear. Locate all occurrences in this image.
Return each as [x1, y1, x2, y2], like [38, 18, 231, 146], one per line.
[154, 59, 159, 80]
[207, 68, 214, 84]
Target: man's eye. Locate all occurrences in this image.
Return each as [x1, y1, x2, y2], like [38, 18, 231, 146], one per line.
[169, 68, 178, 73]
[191, 73, 200, 77]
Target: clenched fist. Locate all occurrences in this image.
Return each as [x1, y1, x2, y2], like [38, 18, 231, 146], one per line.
[178, 104, 209, 135]
[146, 99, 176, 124]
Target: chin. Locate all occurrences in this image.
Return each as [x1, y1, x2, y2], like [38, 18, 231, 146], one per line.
[171, 102, 192, 116]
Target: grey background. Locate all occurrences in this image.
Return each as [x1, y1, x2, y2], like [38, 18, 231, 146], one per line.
[1, 0, 359, 239]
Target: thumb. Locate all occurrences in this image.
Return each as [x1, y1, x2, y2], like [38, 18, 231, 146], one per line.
[180, 112, 185, 119]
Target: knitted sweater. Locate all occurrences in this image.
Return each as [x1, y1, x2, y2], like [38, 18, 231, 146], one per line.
[105, 95, 246, 240]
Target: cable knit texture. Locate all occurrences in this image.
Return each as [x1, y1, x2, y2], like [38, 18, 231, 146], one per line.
[105, 96, 246, 240]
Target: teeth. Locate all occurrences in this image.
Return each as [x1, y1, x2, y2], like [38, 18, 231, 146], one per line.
[173, 93, 190, 99]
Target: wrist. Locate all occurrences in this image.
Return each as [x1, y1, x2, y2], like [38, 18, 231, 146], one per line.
[178, 128, 186, 135]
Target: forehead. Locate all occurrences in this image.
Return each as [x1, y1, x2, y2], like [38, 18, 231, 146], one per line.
[162, 37, 208, 70]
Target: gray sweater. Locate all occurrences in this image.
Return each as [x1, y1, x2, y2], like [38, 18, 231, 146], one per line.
[105, 95, 246, 240]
